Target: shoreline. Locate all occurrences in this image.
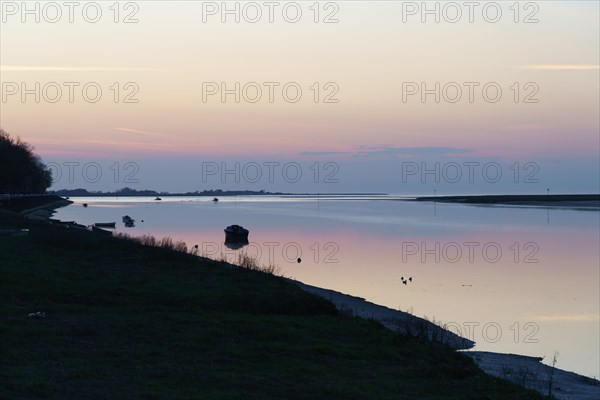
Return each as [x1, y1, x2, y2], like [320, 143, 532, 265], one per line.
[292, 280, 474, 350]
[4, 195, 599, 398]
[411, 194, 600, 210]
[20, 199, 73, 220]
[0, 194, 72, 216]
[292, 282, 600, 399]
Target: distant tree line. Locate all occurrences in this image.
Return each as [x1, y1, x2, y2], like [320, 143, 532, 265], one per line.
[0, 129, 52, 194]
[50, 188, 387, 197]
[50, 187, 289, 197]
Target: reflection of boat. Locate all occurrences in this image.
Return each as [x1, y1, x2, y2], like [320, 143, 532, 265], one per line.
[94, 222, 116, 228]
[224, 225, 249, 248]
[224, 241, 248, 250]
[155, 197, 162, 201]
[212, 198, 219, 202]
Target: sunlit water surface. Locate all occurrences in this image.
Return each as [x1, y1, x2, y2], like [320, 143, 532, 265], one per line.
[54, 196, 600, 378]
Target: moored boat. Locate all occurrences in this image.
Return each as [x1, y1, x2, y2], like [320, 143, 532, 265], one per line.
[224, 225, 249, 247]
[94, 222, 116, 228]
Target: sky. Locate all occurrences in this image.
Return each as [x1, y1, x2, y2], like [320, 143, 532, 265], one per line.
[1, 0, 599, 194]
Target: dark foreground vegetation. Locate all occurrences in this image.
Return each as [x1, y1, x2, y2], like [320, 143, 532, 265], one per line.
[0, 129, 52, 194]
[1, 206, 550, 399]
[0, 194, 70, 213]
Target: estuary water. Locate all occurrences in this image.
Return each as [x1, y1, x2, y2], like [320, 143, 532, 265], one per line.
[53, 196, 600, 378]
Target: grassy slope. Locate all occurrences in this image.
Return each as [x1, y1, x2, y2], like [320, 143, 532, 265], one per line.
[0, 211, 548, 400]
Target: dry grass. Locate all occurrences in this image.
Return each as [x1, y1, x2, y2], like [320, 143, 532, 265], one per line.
[114, 232, 188, 255]
[236, 251, 281, 275]
[115, 232, 281, 275]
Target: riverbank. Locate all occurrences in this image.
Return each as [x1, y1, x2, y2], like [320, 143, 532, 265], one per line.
[0, 194, 72, 214]
[413, 194, 600, 209]
[293, 283, 600, 399]
[0, 202, 552, 399]
[465, 352, 600, 400]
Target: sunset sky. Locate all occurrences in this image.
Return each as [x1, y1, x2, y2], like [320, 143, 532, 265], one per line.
[1, 1, 598, 193]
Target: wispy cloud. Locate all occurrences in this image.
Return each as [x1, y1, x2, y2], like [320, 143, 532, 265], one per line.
[495, 124, 545, 132]
[299, 146, 472, 158]
[356, 146, 473, 157]
[528, 314, 600, 322]
[114, 128, 169, 138]
[79, 139, 188, 153]
[519, 64, 599, 70]
[0, 66, 161, 72]
[299, 151, 350, 156]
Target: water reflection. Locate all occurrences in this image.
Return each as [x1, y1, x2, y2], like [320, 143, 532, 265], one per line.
[224, 241, 248, 250]
[53, 196, 600, 378]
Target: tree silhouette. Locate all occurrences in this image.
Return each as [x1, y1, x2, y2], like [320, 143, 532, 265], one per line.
[0, 129, 52, 194]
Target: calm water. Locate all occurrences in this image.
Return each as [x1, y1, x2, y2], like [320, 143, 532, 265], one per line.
[54, 196, 600, 378]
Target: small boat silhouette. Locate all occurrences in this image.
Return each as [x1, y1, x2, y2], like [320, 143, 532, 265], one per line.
[94, 222, 116, 229]
[224, 225, 249, 249]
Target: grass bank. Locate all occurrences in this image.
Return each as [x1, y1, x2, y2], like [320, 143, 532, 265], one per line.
[0, 207, 550, 399]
